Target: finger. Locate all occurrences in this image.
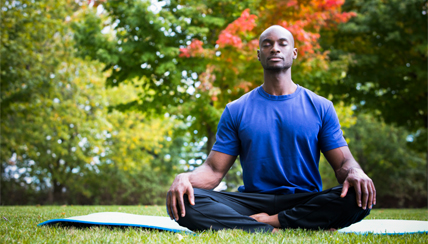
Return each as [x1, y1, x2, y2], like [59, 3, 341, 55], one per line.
[341, 181, 349, 198]
[361, 183, 369, 210]
[177, 191, 186, 218]
[171, 193, 179, 221]
[373, 183, 377, 206]
[367, 183, 374, 209]
[354, 182, 362, 208]
[167, 192, 175, 220]
[188, 186, 195, 206]
[166, 192, 172, 219]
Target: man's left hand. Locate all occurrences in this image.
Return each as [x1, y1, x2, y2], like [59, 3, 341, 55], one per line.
[340, 167, 376, 210]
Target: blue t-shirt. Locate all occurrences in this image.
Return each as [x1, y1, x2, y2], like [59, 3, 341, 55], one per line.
[211, 85, 347, 195]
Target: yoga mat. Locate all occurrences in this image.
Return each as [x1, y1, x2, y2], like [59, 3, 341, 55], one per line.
[38, 212, 193, 233]
[338, 219, 428, 235]
[39, 212, 428, 234]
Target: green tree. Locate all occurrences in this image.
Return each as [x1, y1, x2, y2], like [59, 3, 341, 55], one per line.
[1, 0, 75, 112]
[346, 114, 425, 207]
[320, 0, 427, 137]
[1, 0, 90, 203]
[1, 0, 179, 205]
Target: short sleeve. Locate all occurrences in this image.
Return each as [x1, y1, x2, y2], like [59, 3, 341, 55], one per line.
[318, 102, 348, 153]
[211, 106, 241, 156]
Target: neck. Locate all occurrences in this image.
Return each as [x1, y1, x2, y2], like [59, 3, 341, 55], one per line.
[262, 68, 297, 95]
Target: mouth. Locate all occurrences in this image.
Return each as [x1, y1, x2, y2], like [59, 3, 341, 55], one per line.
[268, 57, 283, 61]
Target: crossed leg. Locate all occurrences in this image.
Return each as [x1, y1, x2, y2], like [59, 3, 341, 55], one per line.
[173, 185, 370, 233]
[175, 188, 275, 233]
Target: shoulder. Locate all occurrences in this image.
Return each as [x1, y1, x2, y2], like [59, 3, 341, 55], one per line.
[299, 86, 334, 111]
[221, 87, 260, 127]
[298, 86, 335, 121]
[299, 86, 332, 106]
[226, 87, 260, 111]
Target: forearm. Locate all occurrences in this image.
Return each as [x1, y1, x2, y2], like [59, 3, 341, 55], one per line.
[325, 146, 376, 209]
[184, 163, 224, 189]
[183, 150, 235, 189]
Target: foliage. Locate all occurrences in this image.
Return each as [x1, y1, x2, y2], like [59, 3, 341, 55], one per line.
[320, 0, 427, 136]
[1, 0, 76, 113]
[1, 0, 93, 203]
[1, 206, 428, 243]
[1, 0, 179, 205]
[3, 0, 425, 208]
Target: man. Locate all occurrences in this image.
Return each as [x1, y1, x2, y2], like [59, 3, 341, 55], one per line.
[166, 25, 375, 233]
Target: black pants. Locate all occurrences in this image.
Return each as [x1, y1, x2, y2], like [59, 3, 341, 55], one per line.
[173, 185, 371, 233]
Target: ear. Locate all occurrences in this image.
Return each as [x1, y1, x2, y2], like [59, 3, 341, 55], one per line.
[257, 49, 260, 61]
[292, 48, 298, 60]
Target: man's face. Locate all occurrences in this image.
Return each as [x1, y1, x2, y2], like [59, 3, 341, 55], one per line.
[257, 27, 298, 71]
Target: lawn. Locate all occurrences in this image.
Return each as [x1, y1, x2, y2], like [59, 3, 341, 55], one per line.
[1, 206, 427, 243]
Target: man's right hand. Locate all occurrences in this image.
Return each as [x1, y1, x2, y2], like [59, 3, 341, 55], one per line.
[166, 173, 195, 221]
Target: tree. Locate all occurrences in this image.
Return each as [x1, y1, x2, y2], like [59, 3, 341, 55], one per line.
[1, 0, 87, 203]
[1, 0, 76, 115]
[1, 0, 179, 204]
[63, 84, 180, 205]
[2, 58, 110, 203]
[320, 0, 427, 137]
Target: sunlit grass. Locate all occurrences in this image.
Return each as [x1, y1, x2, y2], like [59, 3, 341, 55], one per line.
[1, 206, 427, 243]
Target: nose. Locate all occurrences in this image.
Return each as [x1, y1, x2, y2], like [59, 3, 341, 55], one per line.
[270, 42, 280, 53]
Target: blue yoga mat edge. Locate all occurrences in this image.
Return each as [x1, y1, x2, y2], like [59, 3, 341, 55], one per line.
[38, 218, 192, 234]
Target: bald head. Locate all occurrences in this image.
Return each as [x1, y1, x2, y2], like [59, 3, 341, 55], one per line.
[259, 25, 295, 48]
[257, 25, 298, 71]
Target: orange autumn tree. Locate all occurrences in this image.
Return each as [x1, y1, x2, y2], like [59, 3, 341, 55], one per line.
[180, 0, 356, 152]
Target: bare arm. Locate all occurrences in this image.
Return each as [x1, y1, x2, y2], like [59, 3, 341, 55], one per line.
[166, 151, 236, 220]
[323, 146, 376, 209]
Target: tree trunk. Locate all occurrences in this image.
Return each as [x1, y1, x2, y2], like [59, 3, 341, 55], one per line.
[48, 190, 54, 204]
[51, 180, 64, 204]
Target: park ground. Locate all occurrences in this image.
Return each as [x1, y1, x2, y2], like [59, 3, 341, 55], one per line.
[1, 206, 427, 243]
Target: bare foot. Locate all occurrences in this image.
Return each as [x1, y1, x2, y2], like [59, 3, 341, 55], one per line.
[249, 213, 270, 222]
[272, 228, 280, 233]
[249, 212, 281, 228]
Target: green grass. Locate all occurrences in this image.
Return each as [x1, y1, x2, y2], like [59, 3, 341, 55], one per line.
[1, 206, 427, 243]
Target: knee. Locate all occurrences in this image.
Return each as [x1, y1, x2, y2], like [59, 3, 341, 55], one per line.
[165, 189, 202, 223]
[341, 187, 371, 211]
[331, 186, 361, 209]
[175, 189, 211, 231]
[335, 186, 371, 220]
[175, 195, 196, 227]
[173, 189, 204, 218]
